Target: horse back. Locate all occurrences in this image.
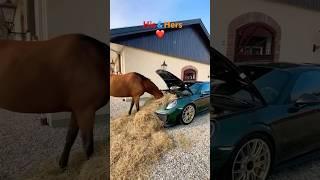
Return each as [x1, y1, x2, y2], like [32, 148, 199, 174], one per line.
[0, 34, 108, 113]
[110, 72, 146, 97]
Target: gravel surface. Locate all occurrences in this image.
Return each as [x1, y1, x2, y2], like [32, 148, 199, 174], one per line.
[110, 98, 320, 180]
[8, 96, 320, 179]
[269, 152, 320, 180]
[0, 108, 105, 180]
[110, 97, 130, 119]
[110, 96, 210, 179]
[150, 113, 210, 180]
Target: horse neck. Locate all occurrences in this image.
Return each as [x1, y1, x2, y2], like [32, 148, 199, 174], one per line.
[143, 79, 163, 98]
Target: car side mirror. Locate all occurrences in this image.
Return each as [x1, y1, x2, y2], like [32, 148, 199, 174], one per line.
[201, 91, 210, 96]
[296, 94, 320, 106]
[289, 94, 320, 113]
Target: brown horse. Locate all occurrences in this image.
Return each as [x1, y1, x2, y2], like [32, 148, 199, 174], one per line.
[0, 34, 108, 168]
[110, 72, 163, 115]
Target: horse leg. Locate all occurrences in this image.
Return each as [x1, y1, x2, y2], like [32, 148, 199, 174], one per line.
[59, 113, 79, 168]
[75, 109, 95, 159]
[128, 98, 134, 115]
[81, 129, 94, 159]
[134, 96, 140, 112]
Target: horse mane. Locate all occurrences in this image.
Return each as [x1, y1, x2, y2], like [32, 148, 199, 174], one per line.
[133, 72, 150, 81]
[136, 73, 163, 99]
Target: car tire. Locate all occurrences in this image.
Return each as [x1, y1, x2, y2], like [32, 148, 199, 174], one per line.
[219, 134, 273, 180]
[180, 104, 196, 125]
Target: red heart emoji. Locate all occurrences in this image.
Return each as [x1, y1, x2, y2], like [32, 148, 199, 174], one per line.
[156, 30, 165, 39]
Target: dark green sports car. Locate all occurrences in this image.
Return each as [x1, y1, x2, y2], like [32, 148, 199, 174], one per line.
[155, 69, 210, 126]
[212, 48, 320, 180]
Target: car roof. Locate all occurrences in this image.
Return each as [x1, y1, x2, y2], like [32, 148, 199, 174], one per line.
[238, 62, 299, 69]
[196, 81, 209, 84]
[238, 62, 320, 74]
[184, 81, 208, 83]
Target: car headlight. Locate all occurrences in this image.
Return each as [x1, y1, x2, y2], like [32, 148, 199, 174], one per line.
[166, 99, 177, 109]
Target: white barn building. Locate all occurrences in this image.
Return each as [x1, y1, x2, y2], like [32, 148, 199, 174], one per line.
[213, 0, 320, 63]
[110, 19, 210, 93]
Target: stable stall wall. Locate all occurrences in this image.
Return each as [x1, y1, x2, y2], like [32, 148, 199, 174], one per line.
[34, 0, 108, 127]
[213, 0, 320, 63]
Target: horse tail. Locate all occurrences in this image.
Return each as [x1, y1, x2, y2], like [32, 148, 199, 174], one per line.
[134, 73, 164, 99]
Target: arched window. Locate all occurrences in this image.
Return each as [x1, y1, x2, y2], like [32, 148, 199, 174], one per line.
[0, 15, 8, 39]
[235, 23, 275, 62]
[182, 66, 197, 81]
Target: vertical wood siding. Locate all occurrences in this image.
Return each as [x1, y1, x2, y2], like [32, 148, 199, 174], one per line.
[112, 26, 210, 64]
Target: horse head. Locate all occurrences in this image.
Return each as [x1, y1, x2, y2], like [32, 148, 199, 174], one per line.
[153, 89, 164, 99]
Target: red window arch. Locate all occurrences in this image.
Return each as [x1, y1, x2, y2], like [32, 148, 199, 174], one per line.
[235, 23, 275, 62]
[182, 66, 197, 81]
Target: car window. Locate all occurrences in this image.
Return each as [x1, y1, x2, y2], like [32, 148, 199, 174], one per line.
[189, 83, 202, 94]
[291, 71, 320, 101]
[253, 70, 290, 104]
[213, 81, 261, 104]
[201, 83, 210, 92]
[213, 68, 289, 105]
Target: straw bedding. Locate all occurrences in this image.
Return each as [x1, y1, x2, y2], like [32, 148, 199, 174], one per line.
[110, 93, 177, 179]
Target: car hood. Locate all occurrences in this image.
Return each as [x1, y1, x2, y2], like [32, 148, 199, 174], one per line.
[211, 48, 266, 105]
[156, 69, 186, 90]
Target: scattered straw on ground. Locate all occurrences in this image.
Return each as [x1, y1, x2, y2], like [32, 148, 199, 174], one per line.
[111, 93, 177, 179]
[24, 93, 189, 180]
[175, 133, 192, 150]
[25, 141, 106, 180]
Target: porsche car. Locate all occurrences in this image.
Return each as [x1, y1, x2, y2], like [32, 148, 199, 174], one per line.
[155, 69, 210, 126]
[211, 48, 320, 180]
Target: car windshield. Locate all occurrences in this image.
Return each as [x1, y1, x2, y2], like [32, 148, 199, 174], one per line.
[213, 67, 290, 105]
[189, 83, 202, 94]
[241, 66, 290, 104]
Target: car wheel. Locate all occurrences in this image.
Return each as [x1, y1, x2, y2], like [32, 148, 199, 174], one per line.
[180, 104, 196, 125]
[222, 135, 273, 180]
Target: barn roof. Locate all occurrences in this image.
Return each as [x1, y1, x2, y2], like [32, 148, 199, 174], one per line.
[111, 19, 209, 41]
[272, 0, 320, 11]
[110, 19, 210, 64]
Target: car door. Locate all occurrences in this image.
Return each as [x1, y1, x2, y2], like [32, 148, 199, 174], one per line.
[274, 71, 320, 160]
[197, 83, 210, 112]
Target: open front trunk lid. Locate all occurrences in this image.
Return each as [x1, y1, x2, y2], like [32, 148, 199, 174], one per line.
[156, 69, 186, 90]
[212, 48, 251, 85]
[211, 48, 266, 106]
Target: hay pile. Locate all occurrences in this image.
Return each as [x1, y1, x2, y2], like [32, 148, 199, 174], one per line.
[25, 141, 106, 180]
[111, 93, 176, 179]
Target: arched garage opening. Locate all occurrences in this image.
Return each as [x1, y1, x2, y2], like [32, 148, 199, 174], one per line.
[227, 12, 281, 62]
[181, 66, 198, 81]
